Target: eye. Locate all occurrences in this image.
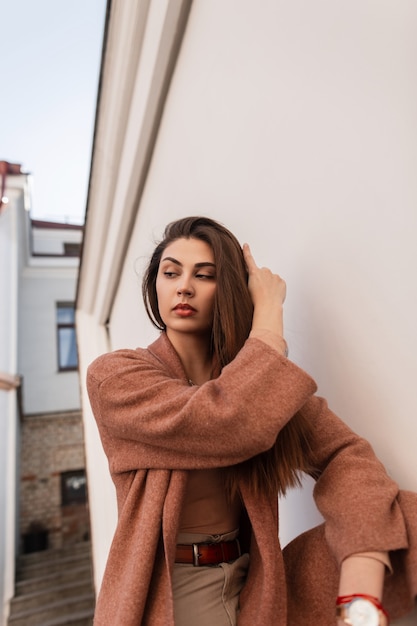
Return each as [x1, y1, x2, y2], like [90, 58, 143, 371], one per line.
[196, 273, 215, 280]
[163, 271, 178, 278]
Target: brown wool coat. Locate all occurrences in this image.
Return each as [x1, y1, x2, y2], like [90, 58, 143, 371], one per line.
[86, 332, 417, 625]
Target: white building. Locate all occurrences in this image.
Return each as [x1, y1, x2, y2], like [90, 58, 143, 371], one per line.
[0, 162, 26, 626]
[76, 3, 417, 623]
[18, 218, 82, 415]
[0, 161, 84, 623]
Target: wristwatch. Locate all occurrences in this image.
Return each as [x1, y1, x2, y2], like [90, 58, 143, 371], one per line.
[336, 595, 389, 626]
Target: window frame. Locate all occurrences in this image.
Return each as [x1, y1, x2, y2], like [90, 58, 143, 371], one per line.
[61, 469, 87, 506]
[56, 302, 78, 372]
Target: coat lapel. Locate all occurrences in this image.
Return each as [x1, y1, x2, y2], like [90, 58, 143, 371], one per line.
[147, 332, 189, 382]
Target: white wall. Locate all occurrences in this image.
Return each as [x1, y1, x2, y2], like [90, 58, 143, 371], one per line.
[83, 2, 417, 622]
[76, 311, 116, 593]
[112, 0, 417, 488]
[109, 5, 416, 621]
[18, 267, 81, 414]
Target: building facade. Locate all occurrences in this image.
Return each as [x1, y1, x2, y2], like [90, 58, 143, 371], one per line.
[76, 3, 417, 624]
[17, 218, 89, 555]
[0, 162, 25, 626]
[0, 161, 89, 623]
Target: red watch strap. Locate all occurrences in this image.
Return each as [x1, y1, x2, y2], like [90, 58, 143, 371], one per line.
[336, 594, 389, 620]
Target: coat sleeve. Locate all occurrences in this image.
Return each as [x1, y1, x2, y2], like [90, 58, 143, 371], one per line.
[86, 338, 317, 473]
[299, 396, 409, 563]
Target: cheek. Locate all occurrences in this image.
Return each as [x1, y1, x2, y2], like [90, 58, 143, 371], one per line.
[155, 279, 161, 301]
[155, 276, 166, 301]
[155, 279, 168, 314]
[207, 288, 217, 315]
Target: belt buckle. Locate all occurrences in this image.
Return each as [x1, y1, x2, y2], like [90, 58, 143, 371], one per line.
[192, 543, 201, 566]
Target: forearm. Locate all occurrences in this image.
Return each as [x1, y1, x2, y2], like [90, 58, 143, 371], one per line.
[337, 552, 390, 624]
[339, 551, 389, 598]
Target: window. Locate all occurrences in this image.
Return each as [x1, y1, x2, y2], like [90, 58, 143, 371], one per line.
[61, 469, 87, 506]
[63, 242, 81, 257]
[56, 302, 78, 370]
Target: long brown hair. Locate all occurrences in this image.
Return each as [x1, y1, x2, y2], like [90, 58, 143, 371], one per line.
[142, 216, 313, 497]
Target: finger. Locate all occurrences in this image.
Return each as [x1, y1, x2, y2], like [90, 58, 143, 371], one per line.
[242, 243, 258, 273]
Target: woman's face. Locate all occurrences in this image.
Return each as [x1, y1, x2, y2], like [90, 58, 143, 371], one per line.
[156, 237, 217, 340]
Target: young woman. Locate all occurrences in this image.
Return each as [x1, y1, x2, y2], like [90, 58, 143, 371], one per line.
[86, 216, 416, 626]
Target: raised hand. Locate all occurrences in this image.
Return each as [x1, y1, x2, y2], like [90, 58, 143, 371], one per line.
[243, 243, 286, 339]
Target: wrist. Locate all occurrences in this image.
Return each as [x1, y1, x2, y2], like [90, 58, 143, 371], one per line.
[251, 306, 284, 338]
[336, 594, 389, 626]
[249, 329, 288, 356]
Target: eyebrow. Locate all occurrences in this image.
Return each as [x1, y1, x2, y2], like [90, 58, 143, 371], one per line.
[161, 256, 216, 269]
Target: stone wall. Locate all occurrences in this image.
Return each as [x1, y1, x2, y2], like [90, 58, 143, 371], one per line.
[19, 410, 90, 552]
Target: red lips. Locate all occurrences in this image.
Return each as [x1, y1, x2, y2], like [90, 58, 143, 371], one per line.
[173, 303, 196, 311]
[173, 303, 197, 317]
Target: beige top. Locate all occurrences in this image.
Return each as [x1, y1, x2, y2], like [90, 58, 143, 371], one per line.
[179, 468, 242, 534]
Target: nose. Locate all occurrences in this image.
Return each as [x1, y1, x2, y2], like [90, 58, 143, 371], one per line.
[177, 277, 194, 297]
[177, 286, 194, 297]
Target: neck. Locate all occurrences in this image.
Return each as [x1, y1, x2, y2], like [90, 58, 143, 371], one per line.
[166, 330, 213, 385]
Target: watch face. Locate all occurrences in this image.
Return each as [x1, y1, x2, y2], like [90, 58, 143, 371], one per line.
[348, 598, 379, 626]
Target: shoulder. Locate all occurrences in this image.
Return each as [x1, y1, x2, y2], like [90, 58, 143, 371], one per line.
[87, 347, 159, 385]
[86, 334, 186, 389]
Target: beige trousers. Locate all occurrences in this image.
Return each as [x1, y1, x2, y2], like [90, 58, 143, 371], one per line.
[172, 530, 249, 626]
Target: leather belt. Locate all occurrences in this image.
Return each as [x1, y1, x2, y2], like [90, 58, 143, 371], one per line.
[175, 539, 241, 566]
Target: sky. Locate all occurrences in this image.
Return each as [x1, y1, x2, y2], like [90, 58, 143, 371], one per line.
[1, 0, 107, 224]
